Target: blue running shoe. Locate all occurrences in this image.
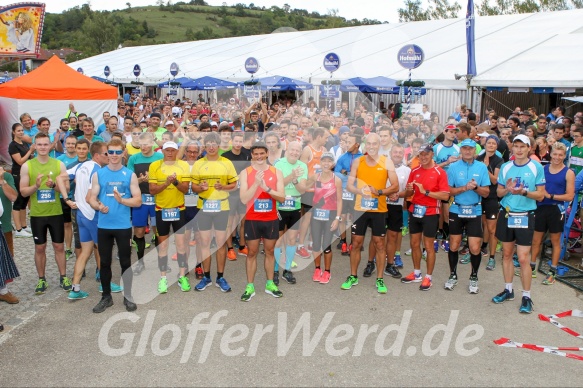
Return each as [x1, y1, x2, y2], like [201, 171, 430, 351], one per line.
[394, 254, 403, 268]
[195, 277, 212, 291]
[492, 289, 515, 304]
[68, 290, 89, 300]
[95, 268, 101, 283]
[512, 254, 520, 268]
[519, 296, 534, 314]
[99, 283, 124, 293]
[215, 277, 232, 292]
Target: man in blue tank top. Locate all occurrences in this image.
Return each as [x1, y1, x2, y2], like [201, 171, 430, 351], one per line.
[529, 142, 574, 285]
[88, 138, 142, 313]
[492, 135, 545, 314]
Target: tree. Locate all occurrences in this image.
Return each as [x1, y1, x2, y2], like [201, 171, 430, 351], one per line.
[185, 27, 195, 40]
[81, 12, 120, 54]
[398, 0, 430, 21]
[126, 2, 131, 11]
[283, 3, 291, 13]
[398, 0, 460, 21]
[477, 0, 582, 15]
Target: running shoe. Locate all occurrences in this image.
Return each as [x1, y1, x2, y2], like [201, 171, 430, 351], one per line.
[341, 275, 358, 290]
[404, 248, 412, 256]
[492, 289, 514, 304]
[419, 277, 432, 291]
[436, 229, 445, 240]
[459, 245, 469, 255]
[238, 247, 248, 256]
[312, 268, 322, 282]
[444, 274, 458, 290]
[241, 284, 255, 302]
[542, 273, 555, 285]
[481, 247, 488, 256]
[265, 281, 283, 298]
[336, 240, 345, 249]
[65, 249, 73, 261]
[178, 276, 191, 292]
[151, 234, 156, 245]
[133, 261, 145, 275]
[341, 242, 349, 256]
[99, 283, 123, 293]
[171, 253, 178, 261]
[496, 241, 502, 252]
[376, 278, 388, 294]
[68, 290, 89, 300]
[92, 296, 113, 313]
[189, 240, 196, 246]
[216, 277, 232, 292]
[440, 241, 449, 252]
[291, 261, 298, 268]
[282, 270, 296, 284]
[514, 268, 537, 278]
[468, 277, 479, 294]
[363, 261, 376, 277]
[401, 272, 422, 283]
[95, 268, 101, 282]
[384, 263, 401, 279]
[433, 240, 439, 253]
[519, 296, 534, 314]
[131, 240, 151, 252]
[422, 249, 427, 261]
[60, 276, 72, 292]
[227, 248, 237, 261]
[158, 278, 168, 294]
[14, 229, 32, 238]
[401, 226, 409, 237]
[124, 298, 137, 312]
[394, 254, 403, 268]
[273, 271, 280, 286]
[459, 253, 471, 264]
[195, 277, 212, 291]
[486, 257, 496, 271]
[512, 254, 520, 268]
[319, 271, 331, 284]
[307, 243, 313, 252]
[295, 245, 310, 259]
[194, 266, 204, 279]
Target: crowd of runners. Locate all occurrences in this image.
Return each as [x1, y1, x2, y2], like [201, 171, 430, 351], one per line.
[0, 94, 580, 318]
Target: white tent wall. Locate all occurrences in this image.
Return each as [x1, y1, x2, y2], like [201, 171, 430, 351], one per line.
[0, 98, 116, 165]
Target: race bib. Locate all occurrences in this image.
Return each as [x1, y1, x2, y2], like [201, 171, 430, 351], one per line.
[342, 190, 355, 201]
[458, 205, 477, 218]
[313, 208, 330, 221]
[360, 198, 378, 211]
[412, 204, 426, 218]
[161, 207, 180, 221]
[507, 212, 528, 229]
[142, 194, 155, 205]
[37, 189, 56, 203]
[202, 199, 221, 213]
[279, 196, 296, 211]
[254, 199, 273, 212]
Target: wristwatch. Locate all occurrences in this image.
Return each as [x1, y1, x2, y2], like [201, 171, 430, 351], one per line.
[550, 194, 555, 200]
[425, 190, 430, 196]
[292, 179, 299, 185]
[335, 216, 342, 221]
[377, 189, 383, 196]
[522, 189, 528, 197]
[172, 180, 179, 186]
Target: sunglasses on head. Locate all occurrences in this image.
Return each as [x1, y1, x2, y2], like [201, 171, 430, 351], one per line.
[108, 150, 123, 155]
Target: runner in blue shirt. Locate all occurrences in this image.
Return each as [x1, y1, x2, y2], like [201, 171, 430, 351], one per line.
[445, 139, 490, 294]
[492, 135, 545, 314]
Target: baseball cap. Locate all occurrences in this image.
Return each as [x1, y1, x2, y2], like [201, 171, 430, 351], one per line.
[445, 124, 458, 131]
[210, 121, 218, 127]
[519, 111, 530, 116]
[459, 139, 477, 148]
[419, 143, 433, 153]
[513, 134, 530, 146]
[165, 120, 174, 126]
[162, 141, 178, 150]
[477, 131, 490, 137]
[321, 152, 335, 161]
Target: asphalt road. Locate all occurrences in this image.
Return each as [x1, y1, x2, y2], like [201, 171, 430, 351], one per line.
[1, 233, 582, 387]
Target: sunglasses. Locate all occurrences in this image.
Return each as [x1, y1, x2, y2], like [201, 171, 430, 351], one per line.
[108, 150, 123, 155]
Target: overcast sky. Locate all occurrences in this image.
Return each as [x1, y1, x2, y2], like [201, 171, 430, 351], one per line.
[43, 0, 404, 23]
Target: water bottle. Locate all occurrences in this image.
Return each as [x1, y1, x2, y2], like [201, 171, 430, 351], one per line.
[434, 240, 439, 253]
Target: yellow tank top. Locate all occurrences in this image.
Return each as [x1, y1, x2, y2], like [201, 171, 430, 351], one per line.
[354, 155, 388, 213]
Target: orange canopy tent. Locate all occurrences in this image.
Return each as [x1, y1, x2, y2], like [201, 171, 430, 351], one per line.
[0, 56, 117, 162]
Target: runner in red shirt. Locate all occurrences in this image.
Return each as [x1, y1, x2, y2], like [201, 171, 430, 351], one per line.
[401, 143, 450, 290]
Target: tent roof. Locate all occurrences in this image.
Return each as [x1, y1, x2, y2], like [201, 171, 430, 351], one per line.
[182, 76, 238, 90]
[0, 56, 118, 100]
[68, 9, 583, 89]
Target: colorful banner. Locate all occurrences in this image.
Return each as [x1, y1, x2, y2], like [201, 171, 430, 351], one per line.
[0, 3, 45, 58]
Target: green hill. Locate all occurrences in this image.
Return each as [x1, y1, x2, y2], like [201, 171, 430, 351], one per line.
[41, 2, 384, 61]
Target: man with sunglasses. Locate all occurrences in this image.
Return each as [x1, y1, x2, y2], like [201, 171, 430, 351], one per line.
[191, 132, 238, 293]
[89, 138, 141, 313]
[127, 132, 163, 275]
